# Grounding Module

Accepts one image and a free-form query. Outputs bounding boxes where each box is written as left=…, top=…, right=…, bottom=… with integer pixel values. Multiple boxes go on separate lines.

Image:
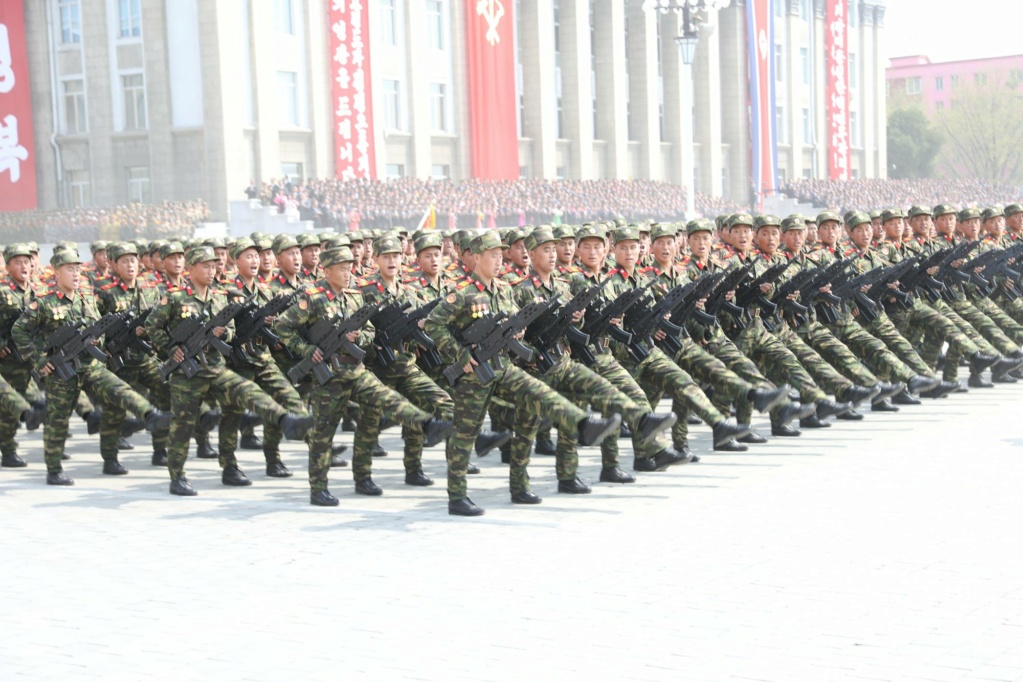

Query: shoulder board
left=456, top=280, right=473, bottom=289
left=39, top=290, right=57, bottom=297
left=344, top=288, right=362, bottom=295
left=843, top=248, right=858, bottom=257
left=511, top=277, right=528, bottom=286
left=99, top=282, right=117, bottom=291
left=304, top=287, right=321, bottom=296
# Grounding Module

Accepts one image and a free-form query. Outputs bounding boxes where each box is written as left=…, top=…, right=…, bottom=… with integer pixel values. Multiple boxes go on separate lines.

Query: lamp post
left=645, top=0, right=731, bottom=219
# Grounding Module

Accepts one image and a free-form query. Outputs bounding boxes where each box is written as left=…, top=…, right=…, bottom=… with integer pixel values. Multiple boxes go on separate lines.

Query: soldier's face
left=508, top=240, right=529, bottom=268
left=94, top=251, right=109, bottom=270
left=55, top=263, right=81, bottom=292
left=639, top=233, right=651, bottom=256
left=259, top=249, right=276, bottom=274
left=442, top=237, right=455, bottom=257
left=7, top=256, right=30, bottom=284
left=214, top=248, right=228, bottom=273
left=688, top=232, right=712, bottom=259
left=613, top=240, right=640, bottom=269
left=375, top=251, right=402, bottom=280
left=164, top=253, right=185, bottom=276
left=817, top=221, right=841, bottom=247
left=151, top=253, right=164, bottom=273
left=959, top=219, right=980, bottom=240
left=849, top=224, right=872, bottom=250
left=782, top=229, right=806, bottom=253
left=116, top=255, right=139, bottom=282
left=884, top=218, right=903, bottom=240
left=872, top=220, right=884, bottom=241
left=302, top=245, right=320, bottom=269
left=191, top=261, right=217, bottom=287
left=910, top=216, right=932, bottom=237
left=141, top=253, right=152, bottom=270
left=984, top=217, right=1005, bottom=238
left=350, top=242, right=364, bottom=261
left=556, top=238, right=575, bottom=264
left=529, top=243, right=557, bottom=275
left=325, top=262, right=354, bottom=290
left=754, top=226, right=780, bottom=255
left=1008, top=213, right=1023, bottom=232
left=935, top=214, right=956, bottom=235
left=461, top=249, right=476, bottom=272
left=651, top=236, right=675, bottom=265
left=417, top=247, right=442, bottom=277
left=805, top=224, right=818, bottom=243
left=730, top=225, right=753, bottom=252
left=576, top=238, right=605, bottom=270
left=475, top=248, right=503, bottom=280
left=236, top=248, right=260, bottom=279
left=278, top=247, right=302, bottom=276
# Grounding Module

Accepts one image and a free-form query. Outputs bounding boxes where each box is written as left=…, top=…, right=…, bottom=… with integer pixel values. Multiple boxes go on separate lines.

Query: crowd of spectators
left=781, top=179, right=1023, bottom=214
left=0, top=200, right=210, bottom=244
left=247, top=177, right=747, bottom=230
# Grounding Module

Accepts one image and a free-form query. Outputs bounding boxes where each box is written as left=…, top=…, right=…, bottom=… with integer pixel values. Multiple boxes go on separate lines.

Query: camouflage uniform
left=0, top=251, right=41, bottom=459
left=275, top=252, right=434, bottom=495
left=146, top=249, right=292, bottom=484
left=13, top=260, right=156, bottom=475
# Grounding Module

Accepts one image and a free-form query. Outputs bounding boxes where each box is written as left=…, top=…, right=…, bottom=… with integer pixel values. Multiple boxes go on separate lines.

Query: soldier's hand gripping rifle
left=442, top=299, right=554, bottom=387
left=566, top=285, right=648, bottom=366
left=43, top=314, right=121, bottom=381
left=286, top=301, right=382, bottom=385
left=523, top=278, right=610, bottom=374
left=104, top=308, right=154, bottom=372
left=372, top=298, right=442, bottom=369
left=229, top=292, right=298, bottom=366
left=157, top=302, right=245, bottom=380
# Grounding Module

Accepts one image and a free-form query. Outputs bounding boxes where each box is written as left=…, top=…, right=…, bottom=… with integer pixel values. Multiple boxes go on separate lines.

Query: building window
left=774, top=44, right=784, bottom=82
left=431, top=164, right=450, bottom=179
left=385, top=164, right=405, bottom=178
left=775, top=105, right=786, bottom=144
left=281, top=162, right=302, bottom=181
left=274, top=0, right=294, bottom=35
left=975, top=72, right=987, bottom=86
left=69, top=171, right=91, bottom=207
left=800, top=47, right=810, bottom=84
left=429, top=82, right=447, bottom=132
left=774, top=0, right=784, bottom=18
left=127, top=166, right=150, bottom=203
left=849, top=53, right=858, bottom=89
left=850, top=111, right=859, bottom=147
left=119, top=0, right=142, bottom=38
left=122, top=73, right=147, bottom=129
left=58, top=0, right=81, bottom=45
left=427, top=0, right=444, bottom=50
left=277, top=71, right=298, bottom=126
left=950, top=74, right=959, bottom=88
left=802, top=108, right=811, bottom=144
left=379, top=0, right=396, bottom=45
left=906, top=77, right=922, bottom=96
left=383, top=79, right=401, bottom=130
left=800, top=0, right=810, bottom=20
left=802, top=168, right=812, bottom=179
left=849, top=0, right=858, bottom=28
left=935, top=76, right=944, bottom=91
left=63, top=79, right=87, bottom=134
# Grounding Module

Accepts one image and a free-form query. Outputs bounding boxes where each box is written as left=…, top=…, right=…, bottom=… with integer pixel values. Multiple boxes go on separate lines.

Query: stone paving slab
left=2, top=385, right=1023, bottom=681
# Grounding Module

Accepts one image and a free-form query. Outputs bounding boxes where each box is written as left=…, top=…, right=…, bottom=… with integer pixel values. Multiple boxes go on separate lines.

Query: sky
left=884, top=0, right=1020, bottom=64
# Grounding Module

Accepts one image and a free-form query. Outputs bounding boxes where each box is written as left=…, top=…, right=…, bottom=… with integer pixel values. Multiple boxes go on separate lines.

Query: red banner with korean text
left=747, top=0, right=776, bottom=198
left=825, top=0, right=849, bottom=180
left=464, top=0, right=518, bottom=180
left=329, top=0, right=377, bottom=180
left=0, top=1, right=37, bottom=211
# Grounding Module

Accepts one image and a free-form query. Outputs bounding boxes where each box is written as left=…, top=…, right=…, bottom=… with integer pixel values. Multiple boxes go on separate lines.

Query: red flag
left=0, top=2, right=37, bottom=211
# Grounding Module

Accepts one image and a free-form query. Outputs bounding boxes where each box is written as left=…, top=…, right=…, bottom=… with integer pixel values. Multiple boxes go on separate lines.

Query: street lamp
left=645, top=0, right=731, bottom=218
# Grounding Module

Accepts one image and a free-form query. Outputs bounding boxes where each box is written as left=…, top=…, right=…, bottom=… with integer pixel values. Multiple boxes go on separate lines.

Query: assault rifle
left=700, top=264, right=752, bottom=320
left=286, top=301, right=381, bottom=385
left=104, top=309, right=154, bottom=372
left=371, top=298, right=442, bottom=369
left=43, top=314, right=121, bottom=381
left=958, top=240, right=1023, bottom=297
left=229, top=292, right=298, bottom=366
left=771, top=259, right=851, bottom=326
left=729, top=260, right=793, bottom=330
left=442, top=299, right=553, bottom=387
left=568, top=285, right=650, bottom=367
left=829, top=265, right=903, bottom=324
left=865, top=256, right=919, bottom=311
left=0, top=309, right=24, bottom=362
left=524, top=278, right=610, bottom=374
left=157, top=302, right=245, bottom=380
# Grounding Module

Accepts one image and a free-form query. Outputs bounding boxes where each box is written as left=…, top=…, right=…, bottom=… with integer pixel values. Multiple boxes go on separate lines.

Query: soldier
left=95, top=242, right=173, bottom=467
left=425, top=231, right=623, bottom=516
left=220, top=238, right=309, bottom=481
left=83, top=241, right=111, bottom=288
left=275, top=246, right=453, bottom=507
left=146, top=246, right=314, bottom=496
left=298, top=234, right=322, bottom=282
left=13, top=248, right=171, bottom=485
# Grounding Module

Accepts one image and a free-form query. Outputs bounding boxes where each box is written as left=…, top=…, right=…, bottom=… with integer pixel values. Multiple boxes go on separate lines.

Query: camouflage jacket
left=145, top=285, right=236, bottom=373
left=225, top=275, right=276, bottom=366
left=13, top=288, right=104, bottom=374
left=359, top=273, right=425, bottom=372
left=275, top=280, right=375, bottom=368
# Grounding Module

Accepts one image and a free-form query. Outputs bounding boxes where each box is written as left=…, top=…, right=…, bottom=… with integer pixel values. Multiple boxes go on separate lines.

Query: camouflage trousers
left=220, top=360, right=306, bottom=468
left=354, top=364, right=453, bottom=480
left=101, top=355, right=170, bottom=460
left=858, top=309, right=934, bottom=377
left=773, top=324, right=855, bottom=400
left=996, top=295, right=1023, bottom=326
left=794, top=320, right=879, bottom=390
left=700, top=327, right=772, bottom=424
left=0, top=359, right=34, bottom=455
left=729, top=319, right=826, bottom=405
left=167, top=366, right=288, bottom=479
left=44, top=360, right=153, bottom=473
left=918, top=299, right=997, bottom=380
left=665, top=337, right=753, bottom=448
left=446, top=363, right=588, bottom=499
left=518, top=357, right=650, bottom=481
left=889, top=299, right=981, bottom=371
left=624, top=347, right=725, bottom=446
left=824, top=312, right=917, bottom=383
left=964, top=296, right=1023, bottom=350
left=306, top=365, right=430, bottom=493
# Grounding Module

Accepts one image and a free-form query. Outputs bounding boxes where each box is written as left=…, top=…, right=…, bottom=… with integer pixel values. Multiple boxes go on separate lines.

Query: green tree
left=935, top=76, right=1023, bottom=184
left=887, top=108, right=943, bottom=179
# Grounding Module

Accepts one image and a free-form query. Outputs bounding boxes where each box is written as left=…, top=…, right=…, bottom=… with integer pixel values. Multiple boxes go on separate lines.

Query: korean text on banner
left=747, top=0, right=777, bottom=198
left=0, top=3, right=37, bottom=211
left=329, top=0, right=377, bottom=180
left=825, top=0, right=849, bottom=180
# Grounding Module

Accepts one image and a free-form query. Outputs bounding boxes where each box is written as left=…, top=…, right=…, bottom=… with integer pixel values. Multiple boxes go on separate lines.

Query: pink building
left=886, top=54, right=1023, bottom=113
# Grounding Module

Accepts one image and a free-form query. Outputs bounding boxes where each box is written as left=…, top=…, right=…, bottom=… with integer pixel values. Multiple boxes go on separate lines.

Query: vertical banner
left=747, top=0, right=777, bottom=198
left=329, top=0, right=377, bottom=180
left=464, top=0, right=518, bottom=180
left=825, top=0, right=849, bottom=180
left=0, top=2, right=37, bottom=211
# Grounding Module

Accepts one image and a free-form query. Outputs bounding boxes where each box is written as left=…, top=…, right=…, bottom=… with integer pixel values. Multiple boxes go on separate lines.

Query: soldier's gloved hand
left=172, top=347, right=185, bottom=363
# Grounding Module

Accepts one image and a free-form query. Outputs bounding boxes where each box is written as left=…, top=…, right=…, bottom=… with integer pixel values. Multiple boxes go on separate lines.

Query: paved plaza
left=2, top=385, right=1023, bottom=681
